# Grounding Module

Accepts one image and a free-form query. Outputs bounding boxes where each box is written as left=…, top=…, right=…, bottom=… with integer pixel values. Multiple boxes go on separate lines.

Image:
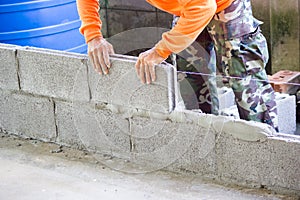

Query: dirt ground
left=0, top=132, right=299, bottom=200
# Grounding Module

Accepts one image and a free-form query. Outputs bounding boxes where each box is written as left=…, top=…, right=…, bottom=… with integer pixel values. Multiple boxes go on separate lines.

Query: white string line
left=177, top=70, right=300, bottom=87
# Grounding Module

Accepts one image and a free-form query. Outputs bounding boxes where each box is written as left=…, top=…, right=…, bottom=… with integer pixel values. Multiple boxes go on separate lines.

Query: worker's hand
left=135, top=48, right=165, bottom=84
left=88, top=37, right=115, bottom=75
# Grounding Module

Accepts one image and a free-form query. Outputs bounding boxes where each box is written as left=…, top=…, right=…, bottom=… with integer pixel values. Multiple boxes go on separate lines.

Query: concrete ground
left=0, top=133, right=298, bottom=200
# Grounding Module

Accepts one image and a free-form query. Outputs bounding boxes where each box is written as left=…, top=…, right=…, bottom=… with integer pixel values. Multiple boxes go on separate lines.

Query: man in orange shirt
left=76, top=0, right=278, bottom=131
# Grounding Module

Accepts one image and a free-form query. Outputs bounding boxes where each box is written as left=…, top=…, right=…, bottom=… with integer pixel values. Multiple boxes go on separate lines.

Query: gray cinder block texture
left=127, top=110, right=275, bottom=174
left=267, top=136, right=300, bottom=191
left=275, top=93, right=296, bottom=134
left=164, top=123, right=217, bottom=176
left=89, top=55, right=176, bottom=113
left=0, top=89, right=56, bottom=141
left=17, top=47, right=89, bottom=102
left=0, top=43, right=19, bottom=90
left=55, top=101, right=131, bottom=154
left=54, top=101, right=84, bottom=149
left=129, top=116, right=216, bottom=173
left=216, top=133, right=300, bottom=193
left=216, top=134, right=274, bottom=187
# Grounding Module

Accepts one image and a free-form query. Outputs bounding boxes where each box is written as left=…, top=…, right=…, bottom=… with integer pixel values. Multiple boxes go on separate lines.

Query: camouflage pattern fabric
left=175, top=28, right=219, bottom=114
left=174, top=0, right=279, bottom=130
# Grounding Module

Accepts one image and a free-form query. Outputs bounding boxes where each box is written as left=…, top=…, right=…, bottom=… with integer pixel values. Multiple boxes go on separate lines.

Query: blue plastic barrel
left=0, top=0, right=87, bottom=54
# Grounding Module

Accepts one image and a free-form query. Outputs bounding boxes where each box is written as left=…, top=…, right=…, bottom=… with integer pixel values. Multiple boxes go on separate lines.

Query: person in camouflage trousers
left=174, top=0, right=279, bottom=131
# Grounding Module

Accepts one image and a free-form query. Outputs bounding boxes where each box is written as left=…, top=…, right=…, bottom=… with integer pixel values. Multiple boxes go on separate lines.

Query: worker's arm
left=136, top=0, right=217, bottom=84
left=154, top=0, right=217, bottom=58
left=76, top=0, right=114, bottom=75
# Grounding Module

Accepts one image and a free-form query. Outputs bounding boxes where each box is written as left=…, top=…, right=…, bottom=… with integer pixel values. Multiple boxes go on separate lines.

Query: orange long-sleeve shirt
left=76, top=0, right=233, bottom=58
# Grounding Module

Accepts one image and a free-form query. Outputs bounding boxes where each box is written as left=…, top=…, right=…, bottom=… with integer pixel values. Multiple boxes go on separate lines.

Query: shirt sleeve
left=154, top=0, right=217, bottom=59
left=76, top=0, right=102, bottom=43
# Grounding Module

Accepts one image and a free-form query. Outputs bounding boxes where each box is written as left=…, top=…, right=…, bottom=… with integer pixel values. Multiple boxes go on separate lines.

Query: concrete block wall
left=0, top=43, right=300, bottom=196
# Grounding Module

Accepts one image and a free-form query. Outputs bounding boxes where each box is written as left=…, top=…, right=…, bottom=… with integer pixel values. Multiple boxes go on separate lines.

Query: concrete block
left=0, top=43, right=19, bottom=90
left=17, top=47, right=89, bottom=102
left=54, top=101, right=85, bottom=149
left=129, top=111, right=217, bottom=174
left=275, top=93, right=296, bottom=134
left=217, top=87, right=235, bottom=110
left=107, top=0, right=156, bottom=11
left=215, top=133, right=274, bottom=188
left=56, top=101, right=131, bottom=156
left=166, top=126, right=217, bottom=177
left=89, top=55, right=176, bottom=113
left=267, top=136, right=300, bottom=192
left=0, top=89, right=56, bottom=141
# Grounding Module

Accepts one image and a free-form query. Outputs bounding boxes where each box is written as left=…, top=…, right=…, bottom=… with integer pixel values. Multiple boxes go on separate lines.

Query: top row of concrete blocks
left=88, top=54, right=176, bottom=113
left=17, top=47, right=90, bottom=102
left=0, top=44, right=19, bottom=91
left=0, top=44, right=176, bottom=113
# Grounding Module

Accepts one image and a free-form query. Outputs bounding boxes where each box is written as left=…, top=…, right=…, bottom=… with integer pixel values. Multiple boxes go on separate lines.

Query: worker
left=76, top=0, right=279, bottom=131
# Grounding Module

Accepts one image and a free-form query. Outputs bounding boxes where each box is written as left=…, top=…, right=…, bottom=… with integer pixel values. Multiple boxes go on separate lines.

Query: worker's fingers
left=98, top=50, right=108, bottom=75
left=149, top=62, right=156, bottom=82
left=136, top=48, right=164, bottom=84
left=88, top=37, right=115, bottom=75
left=135, top=59, right=141, bottom=77
left=102, top=49, right=110, bottom=73
left=90, top=49, right=103, bottom=75
left=88, top=51, right=97, bottom=72
left=145, top=63, right=151, bottom=84
left=139, top=60, right=146, bottom=84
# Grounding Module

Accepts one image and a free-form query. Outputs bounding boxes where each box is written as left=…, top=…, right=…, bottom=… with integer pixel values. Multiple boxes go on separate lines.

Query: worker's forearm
left=155, top=0, right=217, bottom=58
left=76, top=0, right=102, bottom=43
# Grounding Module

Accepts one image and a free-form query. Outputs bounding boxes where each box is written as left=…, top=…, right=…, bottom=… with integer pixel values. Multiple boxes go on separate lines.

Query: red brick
left=269, top=70, right=300, bottom=94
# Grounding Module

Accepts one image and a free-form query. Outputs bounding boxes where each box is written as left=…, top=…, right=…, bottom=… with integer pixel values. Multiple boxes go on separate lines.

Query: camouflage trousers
left=174, top=0, right=279, bottom=130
